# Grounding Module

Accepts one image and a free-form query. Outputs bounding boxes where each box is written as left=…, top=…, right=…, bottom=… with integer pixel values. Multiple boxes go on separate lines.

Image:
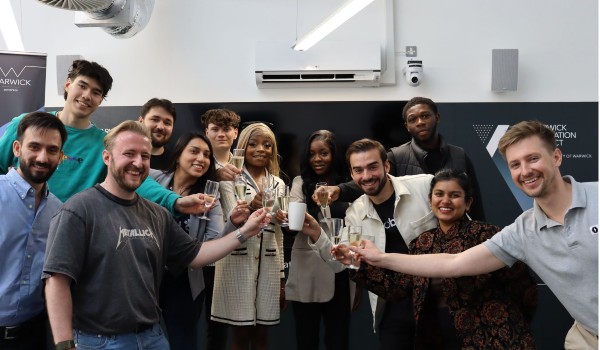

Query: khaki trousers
left=565, top=321, right=598, bottom=350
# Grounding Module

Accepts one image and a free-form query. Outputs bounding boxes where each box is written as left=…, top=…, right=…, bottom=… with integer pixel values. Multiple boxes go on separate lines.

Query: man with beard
left=138, top=98, right=176, bottom=170
left=309, top=138, right=437, bottom=350
left=350, top=121, right=598, bottom=349
left=43, top=121, right=270, bottom=350
left=0, top=112, right=67, bottom=349
left=333, top=97, right=485, bottom=220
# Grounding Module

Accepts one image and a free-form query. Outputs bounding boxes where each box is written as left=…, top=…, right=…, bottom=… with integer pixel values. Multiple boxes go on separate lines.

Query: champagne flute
left=315, top=182, right=329, bottom=222
left=260, top=187, right=276, bottom=228
left=277, top=186, right=290, bottom=227
left=199, top=180, right=219, bottom=220
left=347, top=225, right=362, bottom=269
left=261, top=174, right=273, bottom=194
left=320, top=218, right=343, bottom=261
left=234, top=175, right=247, bottom=202
left=230, top=148, right=245, bottom=169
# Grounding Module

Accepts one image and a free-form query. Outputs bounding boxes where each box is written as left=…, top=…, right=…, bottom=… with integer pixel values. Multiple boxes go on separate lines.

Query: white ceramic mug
left=288, top=202, right=307, bottom=231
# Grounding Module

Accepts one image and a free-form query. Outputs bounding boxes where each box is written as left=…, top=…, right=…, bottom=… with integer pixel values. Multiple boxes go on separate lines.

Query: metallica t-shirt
left=43, top=185, right=200, bottom=334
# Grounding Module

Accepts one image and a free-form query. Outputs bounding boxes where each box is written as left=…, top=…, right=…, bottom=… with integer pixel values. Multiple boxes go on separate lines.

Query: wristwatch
left=235, top=228, right=247, bottom=244
left=55, top=340, right=75, bottom=350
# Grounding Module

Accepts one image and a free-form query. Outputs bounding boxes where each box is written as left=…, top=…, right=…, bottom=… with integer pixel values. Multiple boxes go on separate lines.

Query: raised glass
left=277, top=186, right=290, bottom=227
left=199, top=180, right=219, bottom=220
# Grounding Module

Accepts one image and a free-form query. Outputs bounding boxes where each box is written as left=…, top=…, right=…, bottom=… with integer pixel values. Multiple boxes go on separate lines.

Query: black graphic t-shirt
left=42, top=185, right=200, bottom=334
left=373, top=193, right=409, bottom=254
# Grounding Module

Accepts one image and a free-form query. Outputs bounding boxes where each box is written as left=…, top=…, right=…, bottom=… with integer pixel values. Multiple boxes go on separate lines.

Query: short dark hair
left=402, top=97, right=438, bottom=122
left=429, top=168, right=473, bottom=202
left=201, top=109, right=241, bottom=129
left=64, top=59, right=113, bottom=100
left=140, top=98, right=176, bottom=121
left=498, top=120, right=556, bottom=159
left=17, top=112, right=67, bottom=148
left=345, top=138, right=387, bottom=168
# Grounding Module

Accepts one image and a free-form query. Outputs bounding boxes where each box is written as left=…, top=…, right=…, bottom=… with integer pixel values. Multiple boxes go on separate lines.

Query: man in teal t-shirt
left=0, top=59, right=200, bottom=215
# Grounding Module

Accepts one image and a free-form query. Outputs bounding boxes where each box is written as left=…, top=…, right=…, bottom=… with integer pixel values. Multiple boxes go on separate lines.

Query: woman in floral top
left=352, top=169, right=538, bottom=349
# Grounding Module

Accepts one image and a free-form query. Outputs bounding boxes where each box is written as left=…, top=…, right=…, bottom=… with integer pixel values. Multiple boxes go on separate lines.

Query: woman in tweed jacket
left=212, top=123, right=285, bottom=350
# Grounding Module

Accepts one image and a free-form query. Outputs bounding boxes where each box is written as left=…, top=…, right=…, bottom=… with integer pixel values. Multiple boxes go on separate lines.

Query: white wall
left=2, top=0, right=598, bottom=106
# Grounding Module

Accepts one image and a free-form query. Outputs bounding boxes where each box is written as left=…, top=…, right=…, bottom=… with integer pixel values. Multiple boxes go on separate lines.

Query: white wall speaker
left=56, top=55, right=83, bottom=95
left=491, top=49, right=518, bottom=92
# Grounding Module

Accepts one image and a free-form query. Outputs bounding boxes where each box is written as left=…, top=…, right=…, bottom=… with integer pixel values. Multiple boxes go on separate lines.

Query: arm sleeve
left=337, top=180, right=363, bottom=202
left=136, top=176, right=180, bottom=215
left=483, top=221, right=524, bottom=267
left=219, top=180, right=237, bottom=219
left=306, top=229, right=345, bottom=273
left=43, top=208, right=88, bottom=283
left=351, top=264, right=411, bottom=301
left=290, top=176, right=305, bottom=203
left=0, top=115, right=22, bottom=173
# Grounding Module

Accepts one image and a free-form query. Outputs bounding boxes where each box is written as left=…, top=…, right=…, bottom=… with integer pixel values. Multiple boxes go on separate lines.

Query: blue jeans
left=74, top=324, right=169, bottom=349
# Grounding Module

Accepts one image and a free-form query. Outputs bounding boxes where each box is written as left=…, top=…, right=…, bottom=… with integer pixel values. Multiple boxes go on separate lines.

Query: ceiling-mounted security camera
left=403, top=59, right=423, bottom=87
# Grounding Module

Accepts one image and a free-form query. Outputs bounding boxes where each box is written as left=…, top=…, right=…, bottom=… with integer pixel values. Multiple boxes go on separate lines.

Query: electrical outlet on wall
left=406, top=46, right=417, bottom=57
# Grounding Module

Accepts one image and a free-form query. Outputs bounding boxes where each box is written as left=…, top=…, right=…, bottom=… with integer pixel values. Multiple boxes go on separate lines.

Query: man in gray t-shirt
left=43, top=121, right=269, bottom=350
left=349, top=121, right=598, bottom=349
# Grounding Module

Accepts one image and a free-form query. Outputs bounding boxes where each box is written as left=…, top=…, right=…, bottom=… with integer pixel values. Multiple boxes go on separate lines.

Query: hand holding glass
left=199, top=180, right=219, bottom=220
left=315, top=182, right=329, bottom=221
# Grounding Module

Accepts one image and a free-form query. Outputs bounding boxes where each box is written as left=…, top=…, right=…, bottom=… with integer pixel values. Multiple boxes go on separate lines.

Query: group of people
left=0, top=57, right=596, bottom=350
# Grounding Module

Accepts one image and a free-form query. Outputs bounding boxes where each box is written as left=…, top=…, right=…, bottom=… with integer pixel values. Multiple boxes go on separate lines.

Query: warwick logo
left=0, top=66, right=43, bottom=86
left=116, top=226, right=160, bottom=250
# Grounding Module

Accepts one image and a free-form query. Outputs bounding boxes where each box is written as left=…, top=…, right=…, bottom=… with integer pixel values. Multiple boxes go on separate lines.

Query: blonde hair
left=104, top=120, right=151, bottom=152
left=236, top=123, right=280, bottom=176
left=498, top=120, right=556, bottom=159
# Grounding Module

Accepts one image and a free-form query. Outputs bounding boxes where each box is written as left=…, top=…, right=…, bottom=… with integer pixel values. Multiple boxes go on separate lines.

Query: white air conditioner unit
left=255, top=41, right=381, bottom=88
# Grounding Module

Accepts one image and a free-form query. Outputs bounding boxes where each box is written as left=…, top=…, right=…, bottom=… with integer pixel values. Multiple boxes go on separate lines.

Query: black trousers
left=378, top=299, right=416, bottom=350
left=291, top=271, right=351, bottom=350
left=160, top=270, right=204, bottom=350
left=0, top=312, right=47, bottom=350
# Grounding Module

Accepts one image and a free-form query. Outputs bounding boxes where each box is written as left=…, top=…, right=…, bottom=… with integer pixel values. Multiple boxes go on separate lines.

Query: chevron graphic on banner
left=0, top=66, right=46, bottom=78
left=473, top=124, right=533, bottom=211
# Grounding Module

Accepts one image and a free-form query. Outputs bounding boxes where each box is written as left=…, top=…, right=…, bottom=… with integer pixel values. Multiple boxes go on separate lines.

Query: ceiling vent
left=36, top=0, right=154, bottom=38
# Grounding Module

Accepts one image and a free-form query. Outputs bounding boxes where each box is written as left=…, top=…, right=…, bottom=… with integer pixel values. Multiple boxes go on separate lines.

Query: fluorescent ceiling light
left=292, top=0, right=375, bottom=51
left=0, top=1, right=25, bottom=51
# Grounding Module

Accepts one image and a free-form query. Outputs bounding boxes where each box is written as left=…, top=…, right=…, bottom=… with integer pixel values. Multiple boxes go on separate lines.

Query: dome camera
left=403, top=59, right=423, bottom=87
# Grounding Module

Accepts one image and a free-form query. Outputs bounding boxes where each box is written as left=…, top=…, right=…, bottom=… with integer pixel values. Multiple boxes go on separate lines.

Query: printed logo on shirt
left=383, top=217, right=397, bottom=229
left=116, top=226, right=159, bottom=249
left=60, top=154, right=84, bottom=164
left=590, top=225, right=598, bottom=235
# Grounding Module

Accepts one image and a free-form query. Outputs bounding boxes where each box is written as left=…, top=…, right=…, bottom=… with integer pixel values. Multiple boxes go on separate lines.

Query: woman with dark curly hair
left=351, top=169, right=538, bottom=349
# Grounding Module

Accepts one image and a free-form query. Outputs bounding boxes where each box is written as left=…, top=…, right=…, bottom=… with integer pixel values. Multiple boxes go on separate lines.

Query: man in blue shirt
left=0, top=112, right=67, bottom=349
